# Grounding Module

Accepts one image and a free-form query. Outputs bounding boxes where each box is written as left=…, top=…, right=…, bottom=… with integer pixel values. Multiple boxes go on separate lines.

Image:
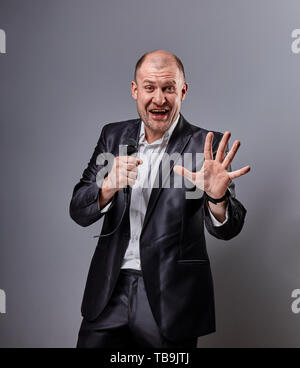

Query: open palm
left=173, top=131, right=250, bottom=200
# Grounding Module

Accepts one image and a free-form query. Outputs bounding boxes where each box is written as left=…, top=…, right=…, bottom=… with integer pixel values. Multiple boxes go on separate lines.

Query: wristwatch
left=205, top=189, right=230, bottom=204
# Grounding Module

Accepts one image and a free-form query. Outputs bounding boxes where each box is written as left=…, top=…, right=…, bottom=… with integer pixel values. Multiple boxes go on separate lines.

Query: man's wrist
left=98, top=177, right=117, bottom=209
left=207, top=199, right=229, bottom=226
left=206, top=197, right=228, bottom=223
left=205, top=189, right=230, bottom=205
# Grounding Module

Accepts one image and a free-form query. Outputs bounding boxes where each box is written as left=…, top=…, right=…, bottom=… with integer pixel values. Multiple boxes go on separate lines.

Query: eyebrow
left=142, top=79, right=177, bottom=85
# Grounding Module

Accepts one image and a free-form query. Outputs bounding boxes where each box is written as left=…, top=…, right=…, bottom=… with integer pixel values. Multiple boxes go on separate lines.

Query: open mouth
left=149, top=109, right=169, bottom=119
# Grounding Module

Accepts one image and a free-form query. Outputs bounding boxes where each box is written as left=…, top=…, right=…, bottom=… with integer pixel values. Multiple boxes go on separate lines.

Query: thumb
left=173, top=165, right=195, bottom=183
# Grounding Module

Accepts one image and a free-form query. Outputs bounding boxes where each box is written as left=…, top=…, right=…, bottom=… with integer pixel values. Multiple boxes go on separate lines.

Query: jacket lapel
left=119, top=119, right=142, bottom=203
left=121, top=118, right=142, bottom=147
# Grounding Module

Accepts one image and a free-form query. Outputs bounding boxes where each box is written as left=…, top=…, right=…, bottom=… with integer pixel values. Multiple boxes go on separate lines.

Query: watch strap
left=205, top=189, right=230, bottom=204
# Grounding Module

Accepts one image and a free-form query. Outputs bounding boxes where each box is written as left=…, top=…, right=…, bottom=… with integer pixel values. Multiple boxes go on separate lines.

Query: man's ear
left=131, top=81, right=138, bottom=100
left=181, top=82, right=188, bottom=101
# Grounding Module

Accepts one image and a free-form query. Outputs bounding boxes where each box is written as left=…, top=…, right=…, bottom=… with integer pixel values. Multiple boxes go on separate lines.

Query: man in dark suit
left=69, top=50, right=250, bottom=348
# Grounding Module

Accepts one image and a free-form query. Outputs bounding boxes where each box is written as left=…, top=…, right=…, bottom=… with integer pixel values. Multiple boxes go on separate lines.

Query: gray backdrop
left=0, top=0, right=299, bottom=348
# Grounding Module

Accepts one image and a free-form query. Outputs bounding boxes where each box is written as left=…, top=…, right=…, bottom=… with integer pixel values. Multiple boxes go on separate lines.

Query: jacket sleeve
left=69, top=125, right=116, bottom=227
left=203, top=135, right=247, bottom=240
left=204, top=179, right=247, bottom=240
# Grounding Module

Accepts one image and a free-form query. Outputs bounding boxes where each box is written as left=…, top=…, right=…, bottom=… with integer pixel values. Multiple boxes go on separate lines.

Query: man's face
left=131, top=55, right=188, bottom=138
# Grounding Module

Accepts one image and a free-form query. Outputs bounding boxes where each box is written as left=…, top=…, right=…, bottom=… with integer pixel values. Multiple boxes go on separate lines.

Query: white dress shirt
left=99, top=115, right=228, bottom=270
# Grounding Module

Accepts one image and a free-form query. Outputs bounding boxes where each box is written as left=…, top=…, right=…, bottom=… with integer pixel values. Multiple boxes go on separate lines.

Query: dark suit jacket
left=69, top=114, right=247, bottom=342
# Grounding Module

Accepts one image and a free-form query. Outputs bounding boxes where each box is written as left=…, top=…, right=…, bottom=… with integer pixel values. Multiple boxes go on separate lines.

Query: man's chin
left=149, top=120, right=171, bottom=133
left=139, top=112, right=174, bottom=134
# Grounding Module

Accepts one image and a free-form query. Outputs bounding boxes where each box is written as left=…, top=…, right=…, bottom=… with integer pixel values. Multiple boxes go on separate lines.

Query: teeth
left=151, top=110, right=167, bottom=113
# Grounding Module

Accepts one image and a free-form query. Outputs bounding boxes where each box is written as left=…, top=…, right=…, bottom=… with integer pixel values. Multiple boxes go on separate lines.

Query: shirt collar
left=139, top=113, right=180, bottom=146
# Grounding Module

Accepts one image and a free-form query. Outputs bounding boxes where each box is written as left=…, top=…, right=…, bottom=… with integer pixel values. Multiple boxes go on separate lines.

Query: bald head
left=131, top=49, right=188, bottom=143
left=134, top=50, right=185, bottom=82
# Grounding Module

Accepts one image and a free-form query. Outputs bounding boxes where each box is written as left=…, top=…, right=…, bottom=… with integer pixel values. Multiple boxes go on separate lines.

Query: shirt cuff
left=207, top=202, right=229, bottom=227
left=97, top=194, right=113, bottom=213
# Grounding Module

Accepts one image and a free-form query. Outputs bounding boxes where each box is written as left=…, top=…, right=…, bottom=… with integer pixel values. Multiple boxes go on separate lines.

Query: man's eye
left=145, top=86, right=153, bottom=91
left=166, top=86, right=175, bottom=92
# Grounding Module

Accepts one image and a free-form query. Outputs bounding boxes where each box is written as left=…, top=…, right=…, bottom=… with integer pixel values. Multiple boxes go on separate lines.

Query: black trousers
left=77, top=268, right=198, bottom=348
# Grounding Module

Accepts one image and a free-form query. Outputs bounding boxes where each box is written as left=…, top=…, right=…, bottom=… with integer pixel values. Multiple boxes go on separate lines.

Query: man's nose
left=152, top=89, right=166, bottom=105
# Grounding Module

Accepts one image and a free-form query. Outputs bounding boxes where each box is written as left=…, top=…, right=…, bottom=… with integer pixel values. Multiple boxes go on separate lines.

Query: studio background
left=0, top=0, right=299, bottom=347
